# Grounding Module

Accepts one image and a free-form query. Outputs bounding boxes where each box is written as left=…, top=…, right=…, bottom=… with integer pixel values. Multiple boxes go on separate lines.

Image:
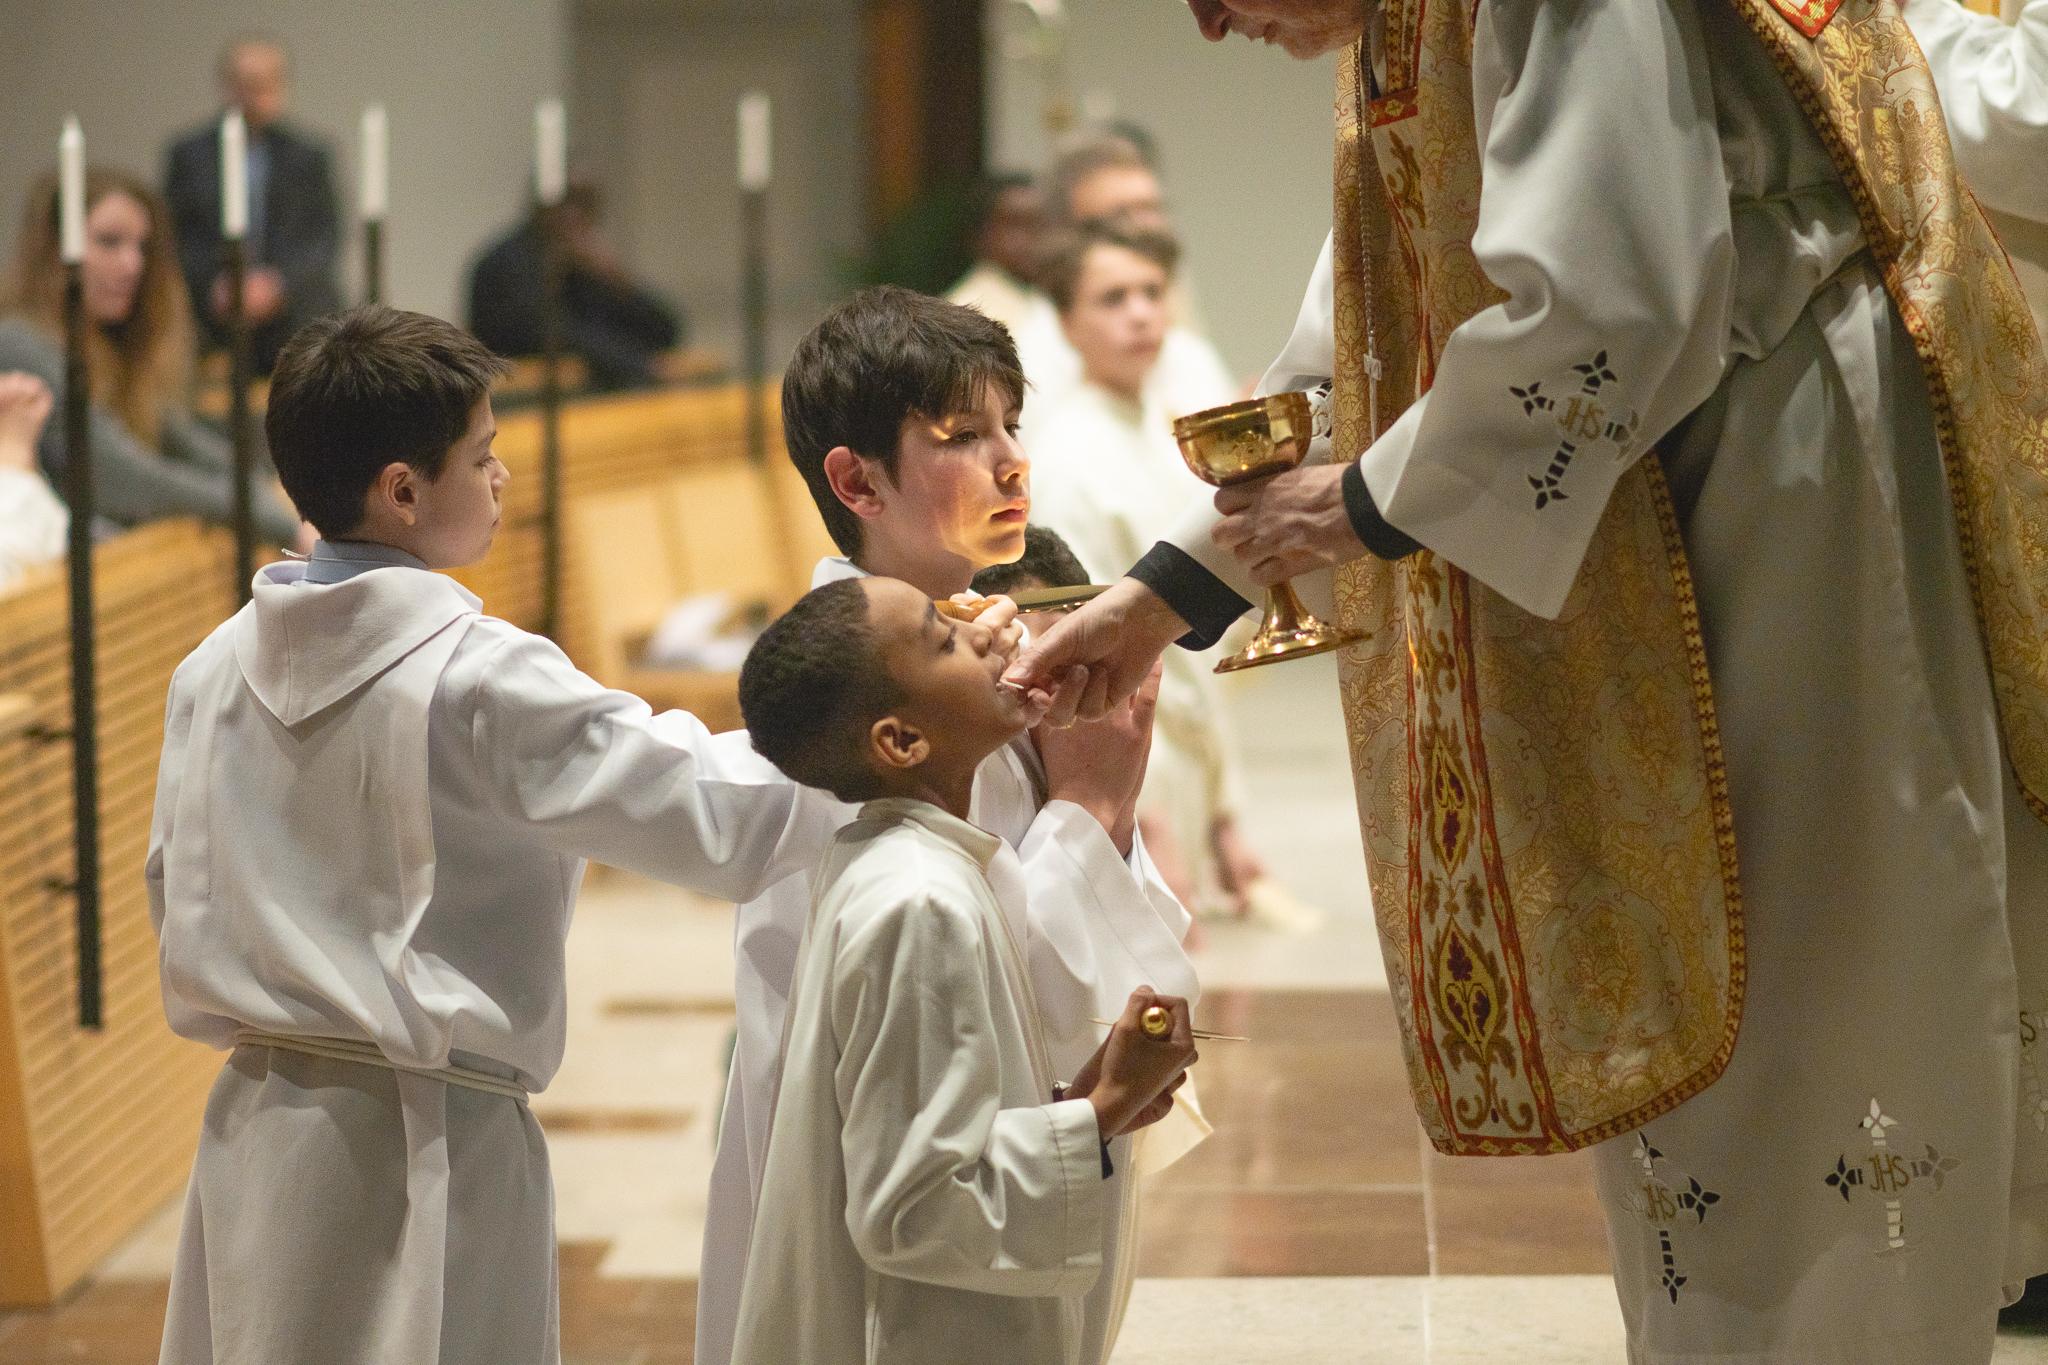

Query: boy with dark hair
left=148, top=305, right=845, bottom=1365
left=697, top=286, right=1198, bottom=1365
left=971, top=522, right=1091, bottom=601
left=731, top=575, right=1195, bottom=1365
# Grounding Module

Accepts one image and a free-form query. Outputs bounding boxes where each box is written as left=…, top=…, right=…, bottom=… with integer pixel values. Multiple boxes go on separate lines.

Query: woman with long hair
left=0, top=166, right=299, bottom=543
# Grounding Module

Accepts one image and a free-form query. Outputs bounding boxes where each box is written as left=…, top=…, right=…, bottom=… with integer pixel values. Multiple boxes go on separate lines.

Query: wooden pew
left=0, top=522, right=238, bottom=1306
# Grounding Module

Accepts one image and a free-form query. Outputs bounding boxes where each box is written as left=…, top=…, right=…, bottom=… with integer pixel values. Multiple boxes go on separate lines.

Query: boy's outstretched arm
left=460, top=622, right=845, bottom=903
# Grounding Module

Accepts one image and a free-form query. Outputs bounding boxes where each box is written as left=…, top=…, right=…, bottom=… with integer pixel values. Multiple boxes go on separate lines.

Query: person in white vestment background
left=1906, top=0, right=2048, bottom=335
left=1007, top=1, right=2048, bottom=1361
left=694, top=286, right=1201, bottom=1365
left=1013, top=131, right=1237, bottom=427
left=1025, top=220, right=1302, bottom=926
left=147, top=307, right=862, bottom=1365
left=0, top=370, right=64, bottom=589
left=730, top=574, right=1196, bottom=1365
left=947, top=172, right=1056, bottom=339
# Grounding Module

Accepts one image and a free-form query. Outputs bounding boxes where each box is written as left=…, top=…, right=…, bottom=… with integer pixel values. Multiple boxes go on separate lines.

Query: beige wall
left=987, top=3, right=1341, bottom=384
left=0, top=0, right=568, bottom=324
left=570, top=0, right=867, bottom=371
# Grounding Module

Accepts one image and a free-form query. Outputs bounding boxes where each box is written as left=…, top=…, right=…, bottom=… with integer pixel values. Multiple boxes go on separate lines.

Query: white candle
left=738, top=92, right=772, bottom=193
left=59, top=116, right=85, bottom=266
left=221, top=110, right=248, bottom=240
left=535, top=99, right=566, bottom=206
left=360, top=105, right=388, bottom=221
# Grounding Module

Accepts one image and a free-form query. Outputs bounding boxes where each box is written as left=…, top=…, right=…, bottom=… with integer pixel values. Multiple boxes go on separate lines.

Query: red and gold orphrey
left=1329, top=0, right=2048, bottom=1157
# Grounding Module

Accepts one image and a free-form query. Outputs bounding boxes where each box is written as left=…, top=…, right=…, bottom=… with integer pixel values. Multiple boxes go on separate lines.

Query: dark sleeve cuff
left=1101, top=1140, right=1115, bottom=1180
left=1342, top=460, right=1422, bottom=561
left=1128, top=542, right=1254, bottom=652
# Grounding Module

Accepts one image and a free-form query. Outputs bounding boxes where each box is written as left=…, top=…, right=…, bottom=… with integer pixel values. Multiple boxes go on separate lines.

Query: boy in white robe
left=147, top=307, right=852, bottom=1365
left=1024, top=222, right=1284, bottom=923
left=730, top=574, right=1197, bottom=1365
left=696, top=286, right=1200, bottom=1365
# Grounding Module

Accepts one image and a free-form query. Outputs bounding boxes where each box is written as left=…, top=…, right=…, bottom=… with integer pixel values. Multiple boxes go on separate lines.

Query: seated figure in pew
left=730, top=574, right=1197, bottom=1365
left=1024, top=222, right=1308, bottom=930
left=147, top=305, right=855, bottom=1365
left=1, top=167, right=303, bottom=548
left=466, top=175, right=689, bottom=392
left=0, top=370, right=64, bottom=589
left=693, top=286, right=1202, bottom=1365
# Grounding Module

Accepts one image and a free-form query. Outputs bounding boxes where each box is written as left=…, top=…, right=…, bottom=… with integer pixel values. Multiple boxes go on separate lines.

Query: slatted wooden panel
left=0, top=521, right=237, bottom=1305
left=453, top=384, right=803, bottom=653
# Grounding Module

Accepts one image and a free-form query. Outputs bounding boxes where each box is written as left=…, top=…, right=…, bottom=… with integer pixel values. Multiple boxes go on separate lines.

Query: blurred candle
left=221, top=110, right=248, bottom=240
left=738, top=92, right=771, bottom=192
left=360, top=105, right=388, bottom=221
left=535, top=99, right=566, bottom=206
left=59, top=117, right=84, bottom=265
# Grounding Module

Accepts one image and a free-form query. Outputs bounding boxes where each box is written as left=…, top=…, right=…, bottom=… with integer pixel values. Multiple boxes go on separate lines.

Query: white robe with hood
left=148, top=540, right=842, bottom=1365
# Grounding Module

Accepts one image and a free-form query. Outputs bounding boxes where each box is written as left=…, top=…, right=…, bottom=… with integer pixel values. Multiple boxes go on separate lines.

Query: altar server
left=731, top=574, right=1196, bottom=1365
left=147, top=306, right=845, bottom=1365
left=694, top=287, right=1199, bottom=1365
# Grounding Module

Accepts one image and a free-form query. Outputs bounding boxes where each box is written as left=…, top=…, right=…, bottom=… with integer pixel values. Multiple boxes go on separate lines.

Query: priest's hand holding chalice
left=1003, top=387, right=1376, bottom=722
left=1171, top=391, right=1364, bottom=672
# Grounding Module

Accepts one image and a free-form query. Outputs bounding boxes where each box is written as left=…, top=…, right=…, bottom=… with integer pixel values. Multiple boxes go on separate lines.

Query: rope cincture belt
left=232, top=1028, right=531, bottom=1103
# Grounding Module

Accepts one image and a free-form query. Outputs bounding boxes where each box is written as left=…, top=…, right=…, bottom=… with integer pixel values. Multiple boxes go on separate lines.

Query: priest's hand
left=1212, top=462, right=1366, bottom=587
left=1071, top=988, right=1197, bottom=1138
left=1034, top=660, right=1162, bottom=858
left=1003, top=578, right=1189, bottom=724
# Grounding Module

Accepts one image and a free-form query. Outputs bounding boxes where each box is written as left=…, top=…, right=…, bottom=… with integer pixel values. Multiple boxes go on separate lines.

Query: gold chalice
left=1172, top=391, right=1365, bottom=673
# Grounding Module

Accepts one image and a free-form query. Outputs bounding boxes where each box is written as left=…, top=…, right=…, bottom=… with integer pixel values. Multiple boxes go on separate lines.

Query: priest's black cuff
left=1129, top=542, right=1253, bottom=652
left=1342, top=460, right=1422, bottom=560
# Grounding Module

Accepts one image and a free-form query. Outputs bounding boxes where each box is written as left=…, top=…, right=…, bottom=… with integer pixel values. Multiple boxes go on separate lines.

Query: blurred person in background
left=164, top=35, right=341, bottom=376
left=1016, top=130, right=1234, bottom=427
left=947, top=172, right=1055, bottom=338
left=1025, top=219, right=1308, bottom=928
left=0, top=371, right=65, bottom=589
left=1, top=168, right=302, bottom=547
left=467, top=176, right=688, bottom=392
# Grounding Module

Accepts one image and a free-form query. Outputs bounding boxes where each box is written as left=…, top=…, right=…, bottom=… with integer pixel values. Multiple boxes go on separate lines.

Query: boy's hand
left=1033, top=661, right=1161, bottom=858
left=0, top=372, right=54, bottom=469
left=1071, top=987, right=1197, bottom=1138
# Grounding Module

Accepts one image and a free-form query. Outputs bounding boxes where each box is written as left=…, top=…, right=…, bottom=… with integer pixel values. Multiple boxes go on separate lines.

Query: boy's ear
left=823, top=446, right=888, bottom=525
left=370, top=461, right=420, bottom=527
left=868, top=715, right=928, bottom=771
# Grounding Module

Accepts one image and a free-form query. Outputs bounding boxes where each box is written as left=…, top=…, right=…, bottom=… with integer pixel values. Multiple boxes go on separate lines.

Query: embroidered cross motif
left=1628, top=1134, right=1721, bottom=1304
left=2023, top=1009, right=2048, bottom=1133
left=1510, top=351, right=1641, bottom=510
left=1822, top=1099, right=1959, bottom=1257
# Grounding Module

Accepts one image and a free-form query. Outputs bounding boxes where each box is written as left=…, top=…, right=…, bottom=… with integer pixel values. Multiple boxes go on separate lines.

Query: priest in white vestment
left=1009, top=2, right=2048, bottom=1360
left=1906, top=0, right=2048, bottom=334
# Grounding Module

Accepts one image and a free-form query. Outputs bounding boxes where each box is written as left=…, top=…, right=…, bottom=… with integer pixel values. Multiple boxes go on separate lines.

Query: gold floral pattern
left=1729, top=0, right=2048, bottom=827
left=1327, top=11, right=1744, bottom=1158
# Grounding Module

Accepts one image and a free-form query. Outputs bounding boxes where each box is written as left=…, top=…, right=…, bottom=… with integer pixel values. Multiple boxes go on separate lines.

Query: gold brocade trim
left=1727, top=0, right=2048, bottom=826
left=1327, top=11, right=1745, bottom=1158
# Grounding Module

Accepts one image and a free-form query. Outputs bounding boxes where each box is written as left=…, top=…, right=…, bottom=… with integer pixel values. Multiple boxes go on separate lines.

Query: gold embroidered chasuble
left=1331, top=0, right=2048, bottom=1157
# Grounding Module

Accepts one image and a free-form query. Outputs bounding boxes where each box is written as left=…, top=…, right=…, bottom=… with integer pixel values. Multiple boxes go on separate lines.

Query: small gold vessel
left=1172, top=392, right=1365, bottom=673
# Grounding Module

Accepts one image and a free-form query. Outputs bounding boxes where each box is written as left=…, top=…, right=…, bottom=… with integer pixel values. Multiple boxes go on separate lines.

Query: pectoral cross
left=1364, top=331, right=1384, bottom=441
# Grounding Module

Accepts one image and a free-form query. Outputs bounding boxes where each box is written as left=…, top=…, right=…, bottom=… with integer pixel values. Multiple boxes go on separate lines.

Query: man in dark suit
left=164, top=36, right=341, bottom=375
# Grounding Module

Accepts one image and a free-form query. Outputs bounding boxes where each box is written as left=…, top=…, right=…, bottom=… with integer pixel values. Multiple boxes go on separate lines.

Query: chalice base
left=1215, top=581, right=1365, bottom=674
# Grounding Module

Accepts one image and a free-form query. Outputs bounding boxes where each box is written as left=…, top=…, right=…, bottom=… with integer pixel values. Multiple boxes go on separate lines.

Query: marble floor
left=9, top=656, right=2048, bottom=1362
